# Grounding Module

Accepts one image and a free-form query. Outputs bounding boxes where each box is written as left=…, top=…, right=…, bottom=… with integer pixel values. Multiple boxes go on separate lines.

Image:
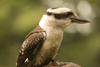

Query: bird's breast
left=41, top=28, right=63, bottom=60
left=34, top=28, right=63, bottom=66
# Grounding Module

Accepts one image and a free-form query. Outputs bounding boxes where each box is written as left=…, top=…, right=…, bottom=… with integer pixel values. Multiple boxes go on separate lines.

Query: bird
left=16, top=7, right=90, bottom=67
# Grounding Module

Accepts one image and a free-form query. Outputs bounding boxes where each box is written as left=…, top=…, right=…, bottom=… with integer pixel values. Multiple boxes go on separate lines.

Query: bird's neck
left=39, top=15, right=64, bottom=37
left=39, top=15, right=64, bottom=31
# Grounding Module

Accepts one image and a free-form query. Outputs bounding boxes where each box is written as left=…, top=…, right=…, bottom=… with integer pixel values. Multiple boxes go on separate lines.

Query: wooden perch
left=43, top=62, right=81, bottom=67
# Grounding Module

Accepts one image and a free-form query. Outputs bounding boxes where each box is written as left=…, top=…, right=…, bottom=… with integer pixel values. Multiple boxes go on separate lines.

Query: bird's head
left=39, top=7, right=90, bottom=30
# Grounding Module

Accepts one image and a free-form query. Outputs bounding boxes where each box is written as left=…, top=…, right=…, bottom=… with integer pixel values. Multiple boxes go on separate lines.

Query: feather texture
left=16, top=26, right=46, bottom=67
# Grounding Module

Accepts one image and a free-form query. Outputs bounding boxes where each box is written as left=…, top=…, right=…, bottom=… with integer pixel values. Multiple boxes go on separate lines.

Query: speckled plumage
left=16, top=26, right=46, bottom=67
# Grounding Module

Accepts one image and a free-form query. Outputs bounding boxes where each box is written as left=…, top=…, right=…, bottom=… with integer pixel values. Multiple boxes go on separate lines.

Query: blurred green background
left=0, top=0, right=100, bottom=67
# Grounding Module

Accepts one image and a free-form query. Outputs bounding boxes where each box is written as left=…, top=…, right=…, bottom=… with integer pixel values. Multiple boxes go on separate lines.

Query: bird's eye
left=64, top=12, right=73, bottom=17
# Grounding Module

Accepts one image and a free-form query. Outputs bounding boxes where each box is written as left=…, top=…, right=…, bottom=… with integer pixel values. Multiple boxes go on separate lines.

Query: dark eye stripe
left=65, top=12, right=73, bottom=17
left=45, top=12, right=74, bottom=19
left=54, top=14, right=62, bottom=19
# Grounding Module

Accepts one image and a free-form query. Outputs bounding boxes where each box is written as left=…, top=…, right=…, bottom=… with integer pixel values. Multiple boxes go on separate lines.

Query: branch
left=43, top=62, right=81, bottom=67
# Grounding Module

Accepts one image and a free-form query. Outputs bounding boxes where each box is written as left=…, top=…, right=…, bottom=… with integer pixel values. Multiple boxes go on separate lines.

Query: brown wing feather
left=16, top=26, right=46, bottom=67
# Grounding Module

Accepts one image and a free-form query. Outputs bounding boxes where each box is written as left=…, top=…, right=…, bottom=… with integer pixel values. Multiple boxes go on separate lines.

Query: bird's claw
left=51, top=59, right=63, bottom=67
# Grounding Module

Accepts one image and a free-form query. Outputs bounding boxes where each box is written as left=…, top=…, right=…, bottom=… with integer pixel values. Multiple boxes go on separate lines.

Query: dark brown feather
left=16, top=26, right=46, bottom=67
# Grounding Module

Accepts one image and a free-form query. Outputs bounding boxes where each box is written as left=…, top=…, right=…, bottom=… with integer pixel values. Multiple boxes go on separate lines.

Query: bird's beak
left=70, top=16, right=90, bottom=24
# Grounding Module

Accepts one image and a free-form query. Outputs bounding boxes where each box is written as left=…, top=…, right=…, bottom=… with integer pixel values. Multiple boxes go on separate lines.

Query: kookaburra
left=16, top=7, right=89, bottom=67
